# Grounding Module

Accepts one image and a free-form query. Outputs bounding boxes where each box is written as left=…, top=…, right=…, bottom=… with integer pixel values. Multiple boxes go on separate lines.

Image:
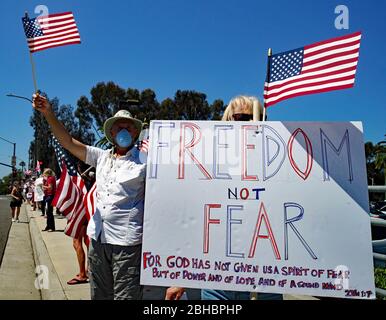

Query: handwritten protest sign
left=141, top=121, right=375, bottom=299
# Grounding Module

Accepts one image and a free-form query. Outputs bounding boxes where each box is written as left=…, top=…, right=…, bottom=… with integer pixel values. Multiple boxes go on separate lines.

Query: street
left=0, top=195, right=11, bottom=267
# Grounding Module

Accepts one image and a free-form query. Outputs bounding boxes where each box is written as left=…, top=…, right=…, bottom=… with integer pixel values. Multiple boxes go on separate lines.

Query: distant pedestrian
left=34, top=175, right=44, bottom=212
left=42, top=168, right=56, bottom=232
left=26, top=180, right=34, bottom=206
left=10, top=181, right=24, bottom=223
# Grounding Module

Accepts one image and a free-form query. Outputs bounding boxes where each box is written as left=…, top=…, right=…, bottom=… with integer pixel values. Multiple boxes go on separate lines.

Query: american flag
left=51, top=137, right=88, bottom=239
left=22, top=12, right=81, bottom=53
left=264, top=32, right=362, bottom=107
left=138, top=128, right=149, bottom=153
left=139, top=139, right=149, bottom=153
left=84, top=181, right=97, bottom=221
left=35, top=160, right=42, bottom=174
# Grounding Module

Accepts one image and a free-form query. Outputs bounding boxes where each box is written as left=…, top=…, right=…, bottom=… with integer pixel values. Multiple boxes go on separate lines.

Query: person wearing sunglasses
left=166, top=95, right=282, bottom=301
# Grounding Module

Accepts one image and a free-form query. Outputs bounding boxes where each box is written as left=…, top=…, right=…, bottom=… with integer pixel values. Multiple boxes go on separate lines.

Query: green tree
left=174, top=90, right=211, bottom=120
left=210, top=99, right=225, bottom=120
left=19, top=161, right=26, bottom=172
left=158, top=98, right=178, bottom=120
left=375, top=135, right=386, bottom=185
left=0, top=175, right=12, bottom=194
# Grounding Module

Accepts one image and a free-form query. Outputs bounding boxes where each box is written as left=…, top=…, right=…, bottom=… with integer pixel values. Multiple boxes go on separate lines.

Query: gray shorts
left=88, top=238, right=143, bottom=300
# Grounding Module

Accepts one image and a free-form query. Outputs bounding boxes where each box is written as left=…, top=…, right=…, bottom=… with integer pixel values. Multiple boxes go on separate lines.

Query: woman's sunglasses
left=232, top=113, right=253, bottom=121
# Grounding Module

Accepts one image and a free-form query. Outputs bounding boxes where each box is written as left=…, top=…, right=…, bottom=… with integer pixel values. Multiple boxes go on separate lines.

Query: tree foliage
left=24, top=82, right=226, bottom=177
left=73, top=82, right=226, bottom=148
left=28, top=93, right=95, bottom=175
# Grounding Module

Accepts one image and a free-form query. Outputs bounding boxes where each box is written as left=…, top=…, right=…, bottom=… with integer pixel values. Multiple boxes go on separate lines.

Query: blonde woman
left=42, top=168, right=56, bottom=232
left=221, top=95, right=265, bottom=122
left=10, top=181, right=24, bottom=222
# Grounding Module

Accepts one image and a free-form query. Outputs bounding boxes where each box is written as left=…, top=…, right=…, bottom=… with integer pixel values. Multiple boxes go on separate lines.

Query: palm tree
left=19, top=161, right=26, bottom=172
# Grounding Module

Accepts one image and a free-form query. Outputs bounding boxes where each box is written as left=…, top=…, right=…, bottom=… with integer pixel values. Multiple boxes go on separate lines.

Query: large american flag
left=51, top=137, right=89, bottom=239
left=22, top=12, right=81, bottom=53
left=264, top=32, right=362, bottom=107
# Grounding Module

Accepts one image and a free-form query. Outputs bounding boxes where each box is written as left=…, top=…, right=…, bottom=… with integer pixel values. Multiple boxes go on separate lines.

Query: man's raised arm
left=32, top=94, right=87, bottom=162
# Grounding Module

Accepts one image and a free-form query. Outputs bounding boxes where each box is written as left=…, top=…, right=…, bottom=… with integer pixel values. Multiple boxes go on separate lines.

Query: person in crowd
left=166, top=95, right=282, bottom=301
left=10, top=181, right=24, bottom=223
left=26, top=180, right=34, bottom=206
left=30, top=177, right=36, bottom=210
left=41, top=168, right=56, bottom=232
left=22, top=180, right=28, bottom=201
left=33, top=93, right=145, bottom=300
left=34, top=174, right=44, bottom=212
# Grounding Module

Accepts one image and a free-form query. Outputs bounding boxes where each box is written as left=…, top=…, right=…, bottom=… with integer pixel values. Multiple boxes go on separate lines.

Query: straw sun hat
left=103, top=110, right=143, bottom=144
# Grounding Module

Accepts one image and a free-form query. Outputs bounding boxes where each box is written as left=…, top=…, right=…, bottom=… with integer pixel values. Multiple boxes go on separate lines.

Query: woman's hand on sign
left=165, top=287, right=185, bottom=300
left=32, top=94, right=52, bottom=115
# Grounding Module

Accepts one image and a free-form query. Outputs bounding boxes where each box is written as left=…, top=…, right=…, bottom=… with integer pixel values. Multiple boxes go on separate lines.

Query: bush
left=374, top=267, right=386, bottom=300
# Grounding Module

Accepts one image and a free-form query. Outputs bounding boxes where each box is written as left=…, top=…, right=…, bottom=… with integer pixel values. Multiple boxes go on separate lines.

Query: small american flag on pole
left=22, top=11, right=81, bottom=53
left=264, top=32, right=362, bottom=107
left=139, top=138, right=149, bottom=153
left=51, top=137, right=88, bottom=239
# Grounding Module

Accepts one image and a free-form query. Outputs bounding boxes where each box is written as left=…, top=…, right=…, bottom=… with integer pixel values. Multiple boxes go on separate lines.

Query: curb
left=26, top=206, right=67, bottom=300
left=0, top=196, right=12, bottom=268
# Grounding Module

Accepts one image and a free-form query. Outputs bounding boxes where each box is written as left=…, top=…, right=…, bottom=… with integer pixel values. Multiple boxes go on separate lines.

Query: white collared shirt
left=85, top=145, right=146, bottom=246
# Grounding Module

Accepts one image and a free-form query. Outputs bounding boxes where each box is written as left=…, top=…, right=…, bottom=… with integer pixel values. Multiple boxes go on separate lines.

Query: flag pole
left=29, top=52, right=38, bottom=93
left=25, top=11, right=39, bottom=93
left=263, top=48, right=272, bottom=122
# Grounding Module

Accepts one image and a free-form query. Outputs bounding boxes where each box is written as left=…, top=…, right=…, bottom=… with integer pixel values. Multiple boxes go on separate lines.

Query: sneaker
left=12, top=218, right=15, bottom=222
left=16, top=219, right=20, bottom=223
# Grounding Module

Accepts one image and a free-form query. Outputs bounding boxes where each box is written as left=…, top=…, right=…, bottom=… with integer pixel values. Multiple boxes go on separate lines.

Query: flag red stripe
left=304, top=31, right=361, bottom=51
left=38, top=12, right=73, bottom=19
left=264, top=65, right=357, bottom=91
left=264, top=74, right=355, bottom=100
left=37, top=16, right=75, bottom=25
left=29, top=36, right=81, bottom=48
left=52, top=167, right=66, bottom=206
left=304, top=39, right=361, bottom=58
left=265, top=84, right=354, bottom=107
left=40, top=21, right=76, bottom=31
left=38, top=25, right=78, bottom=36
left=56, top=178, right=75, bottom=214
left=30, top=41, right=81, bottom=53
left=300, top=57, right=359, bottom=76
left=302, top=48, right=359, bottom=68
left=28, top=30, right=79, bottom=43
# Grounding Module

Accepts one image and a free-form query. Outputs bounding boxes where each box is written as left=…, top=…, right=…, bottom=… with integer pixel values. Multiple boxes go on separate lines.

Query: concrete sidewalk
left=0, top=204, right=40, bottom=300
left=26, top=205, right=91, bottom=300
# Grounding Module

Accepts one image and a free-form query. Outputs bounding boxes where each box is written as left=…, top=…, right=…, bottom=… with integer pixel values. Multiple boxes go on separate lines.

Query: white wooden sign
left=141, top=121, right=375, bottom=299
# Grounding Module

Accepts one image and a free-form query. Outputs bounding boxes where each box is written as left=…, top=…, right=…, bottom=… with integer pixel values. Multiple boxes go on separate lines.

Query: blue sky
left=0, top=0, right=385, bottom=178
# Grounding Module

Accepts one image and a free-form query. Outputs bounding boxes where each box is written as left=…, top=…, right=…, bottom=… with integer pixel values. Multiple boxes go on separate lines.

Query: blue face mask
left=115, top=129, right=132, bottom=148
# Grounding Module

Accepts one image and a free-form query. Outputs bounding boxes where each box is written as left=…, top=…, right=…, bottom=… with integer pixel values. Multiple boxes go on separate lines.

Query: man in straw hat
left=33, top=94, right=145, bottom=300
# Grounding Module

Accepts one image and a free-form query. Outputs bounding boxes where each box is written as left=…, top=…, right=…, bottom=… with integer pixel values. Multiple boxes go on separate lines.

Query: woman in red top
left=42, top=168, right=56, bottom=232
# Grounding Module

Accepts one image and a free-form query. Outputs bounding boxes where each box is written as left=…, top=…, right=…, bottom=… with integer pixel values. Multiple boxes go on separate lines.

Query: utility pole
left=0, top=136, right=17, bottom=186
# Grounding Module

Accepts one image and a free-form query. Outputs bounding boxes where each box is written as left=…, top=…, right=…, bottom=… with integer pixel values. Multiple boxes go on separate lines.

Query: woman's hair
left=222, top=95, right=264, bottom=121
left=42, top=168, right=55, bottom=177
